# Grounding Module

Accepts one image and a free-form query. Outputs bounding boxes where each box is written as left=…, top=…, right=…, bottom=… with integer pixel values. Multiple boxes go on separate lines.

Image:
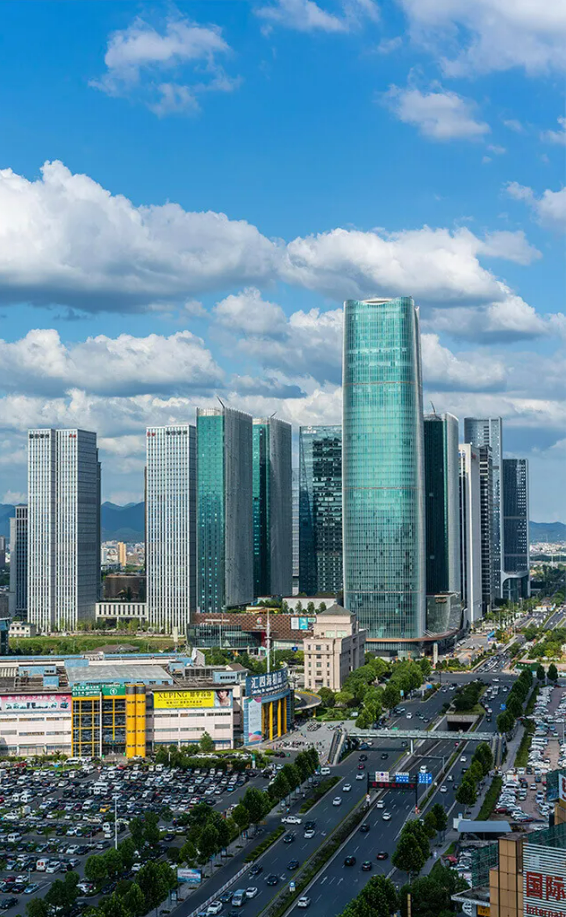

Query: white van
left=36, top=859, right=48, bottom=872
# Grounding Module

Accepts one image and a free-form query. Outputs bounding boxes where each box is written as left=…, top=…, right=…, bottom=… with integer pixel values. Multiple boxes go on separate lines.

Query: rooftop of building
left=66, top=663, right=173, bottom=686
left=316, top=603, right=351, bottom=617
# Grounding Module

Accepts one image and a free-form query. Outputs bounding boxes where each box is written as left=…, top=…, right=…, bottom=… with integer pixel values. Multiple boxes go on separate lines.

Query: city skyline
left=0, top=2, right=563, bottom=521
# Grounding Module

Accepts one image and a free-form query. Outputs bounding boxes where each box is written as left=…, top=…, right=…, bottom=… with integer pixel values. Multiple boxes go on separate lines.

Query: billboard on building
left=153, top=689, right=233, bottom=710
left=246, top=697, right=263, bottom=744
left=245, top=670, right=288, bottom=697
left=177, top=868, right=201, bottom=885
left=0, top=694, right=71, bottom=713
left=71, top=683, right=125, bottom=699
left=291, top=617, right=310, bottom=631
left=559, top=773, right=566, bottom=807
left=524, top=843, right=566, bottom=917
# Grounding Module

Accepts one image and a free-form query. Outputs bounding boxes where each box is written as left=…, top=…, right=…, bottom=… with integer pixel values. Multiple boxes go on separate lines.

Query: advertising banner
left=374, top=771, right=389, bottom=783
left=153, top=689, right=233, bottom=710
left=72, top=683, right=125, bottom=699
left=177, top=869, right=201, bottom=885
left=559, top=773, right=566, bottom=806
left=0, top=694, right=71, bottom=713
left=246, top=697, right=263, bottom=745
left=524, top=844, right=566, bottom=917
left=245, top=670, right=288, bottom=697
left=290, top=617, right=311, bottom=631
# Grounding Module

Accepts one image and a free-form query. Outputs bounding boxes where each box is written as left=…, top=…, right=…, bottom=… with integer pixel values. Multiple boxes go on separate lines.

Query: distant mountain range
left=0, top=502, right=564, bottom=545
left=529, top=521, right=566, bottom=543
left=0, top=501, right=145, bottom=542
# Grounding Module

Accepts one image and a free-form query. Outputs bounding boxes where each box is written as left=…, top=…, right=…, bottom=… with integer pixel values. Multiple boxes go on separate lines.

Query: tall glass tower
left=502, top=458, right=530, bottom=600
left=299, top=425, right=342, bottom=597
left=197, top=406, right=253, bottom=614
left=463, top=417, right=503, bottom=598
left=342, top=297, right=426, bottom=642
left=252, top=417, right=292, bottom=598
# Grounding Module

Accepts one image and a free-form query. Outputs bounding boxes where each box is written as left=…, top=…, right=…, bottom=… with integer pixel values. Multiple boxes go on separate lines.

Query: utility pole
left=266, top=611, right=271, bottom=674
left=114, top=795, right=118, bottom=850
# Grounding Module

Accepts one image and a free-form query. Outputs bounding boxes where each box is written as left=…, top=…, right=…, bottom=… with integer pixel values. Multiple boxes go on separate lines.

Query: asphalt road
left=181, top=677, right=495, bottom=917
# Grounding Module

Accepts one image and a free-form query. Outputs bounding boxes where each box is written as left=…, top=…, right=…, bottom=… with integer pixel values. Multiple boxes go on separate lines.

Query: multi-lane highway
left=182, top=673, right=508, bottom=917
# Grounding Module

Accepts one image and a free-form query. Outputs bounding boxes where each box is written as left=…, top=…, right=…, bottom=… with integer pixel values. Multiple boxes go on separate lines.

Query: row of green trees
left=496, top=668, right=533, bottom=734
left=94, top=861, right=176, bottom=917
left=27, top=872, right=81, bottom=917
left=391, top=804, right=448, bottom=877
left=340, top=875, right=398, bottom=917
left=536, top=662, right=559, bottom=682
left=453, top=680, right=483, bottom=712
left=399, top=862, right=470, bottom=917
left=455, top=741, right=494, bottom=807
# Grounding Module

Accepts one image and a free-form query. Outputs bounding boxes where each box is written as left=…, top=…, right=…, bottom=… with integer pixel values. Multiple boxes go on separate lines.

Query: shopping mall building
left=0, top=652, right=293, bottom=758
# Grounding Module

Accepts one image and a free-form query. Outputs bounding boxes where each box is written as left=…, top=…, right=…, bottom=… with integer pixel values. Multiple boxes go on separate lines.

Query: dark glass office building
left=299, top=425, right=342, bottom=596
left=502, top=458, right=530, bottom=600
left=252, top=417, right=292, bottom=598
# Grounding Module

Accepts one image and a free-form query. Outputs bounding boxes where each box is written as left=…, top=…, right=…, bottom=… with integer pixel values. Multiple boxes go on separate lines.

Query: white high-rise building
left=463, top=417, right=503, bottom=598
left=28, top=429, right=100, bottom=633
left=459, top=444, right=483, bottom=626
left=9, top=506, right=28, bottom=619
left=146, top=425, right=196, bottom=634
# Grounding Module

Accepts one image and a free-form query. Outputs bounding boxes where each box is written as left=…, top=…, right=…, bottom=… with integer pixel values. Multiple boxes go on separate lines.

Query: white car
left=406, top=713, right=413, bottom=719
left=382, top=812, right=392, bottom=821
left=419, top=765, right=427, bottom=773
left=304, top=829, right=315, bottom=838
left=460, top=756, right=467, bottom=763
left=246, top=888, right=258, bottom=899
left=297, top=898, right=311, bottom=909
left=207, top=903, right=223, bottom=916
left=440, top=785, right=448, bottom=793
left=282, top=815, right=302, bottom=824
left=356, top=773, right=365, bottom=781
left=332, top=797, right=342, bottom=806
left=376, top=800, right=385, bottom=809
left=342, top=783, right=352, bottom=792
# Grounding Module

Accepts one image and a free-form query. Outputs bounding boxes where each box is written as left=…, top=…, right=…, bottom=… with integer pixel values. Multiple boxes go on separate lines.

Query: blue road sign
left=418, top=772, right=433, bottom=785
left=395, top=773, right=410, bottom=783
left=500, top=703, right=506, bottom=711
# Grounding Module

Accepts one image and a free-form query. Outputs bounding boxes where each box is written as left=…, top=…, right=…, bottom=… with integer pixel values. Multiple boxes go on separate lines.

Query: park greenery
left=452, top=680, right=484, bottom=713
left=399, top=862, right=469, bottom=917
left=496, top=668, right=534, bottom=735
left=454, top=741, right=494, bottom=807
left=339, top=875, right=398, bottom=917
left=315, top=655, right=433, bottom=728
left=527, top=627, right=566, bottom=661
left=391, top=804, right=448, bottom=879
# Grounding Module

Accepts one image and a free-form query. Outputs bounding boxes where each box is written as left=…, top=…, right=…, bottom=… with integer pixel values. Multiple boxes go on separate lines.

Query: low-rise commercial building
left=303, top=604, right=366, bottom=691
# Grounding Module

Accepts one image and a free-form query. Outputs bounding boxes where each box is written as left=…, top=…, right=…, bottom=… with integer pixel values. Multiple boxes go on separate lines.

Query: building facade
left=146, top=424, right=197, bottom=635
left=459, top=445, right=483, bottom=626
left=502, top=458, right=530, bottom=601
left=298, top=425, right=343, bottom=597
left=8, top=505, right=28, bottom=620
left=252, top=417, right=292, bottom=598
left=303, top=605, right=366, bottom=691
left=464, top=417, right=503, bottom=599
left=424, top=412, right=461, bottom=599
left=342, top=297, right=426, bottom=647
left=292, top=469, right=299, bottom=594
left=197, top=406, right=253, bottom=614
left=28, top=429, right=100, bottom=633
left=478, top=445, right=496, bottom=614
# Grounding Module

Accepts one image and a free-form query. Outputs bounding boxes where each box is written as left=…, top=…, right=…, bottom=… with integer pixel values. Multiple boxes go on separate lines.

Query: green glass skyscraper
left=342, top=297, right=426, bottom=645
left=252, top=417, right=292, bottom=598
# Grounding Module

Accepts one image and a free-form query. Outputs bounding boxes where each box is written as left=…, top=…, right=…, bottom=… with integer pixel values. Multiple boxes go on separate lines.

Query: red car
left=357, top=763, right=365, bottom=770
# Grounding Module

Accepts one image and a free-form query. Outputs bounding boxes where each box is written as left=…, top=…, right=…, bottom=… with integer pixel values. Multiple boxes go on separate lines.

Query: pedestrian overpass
left=342, top=727, right=498, bottom=756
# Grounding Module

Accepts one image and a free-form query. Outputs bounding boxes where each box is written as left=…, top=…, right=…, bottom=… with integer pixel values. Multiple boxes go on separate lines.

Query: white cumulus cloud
left=541, top=117, right=566, bottom=146
left=255, top=0, right=378, bottom=33
left=383, top=85, right=490, bottom=141
left=506, top=182, right=566, bottom=232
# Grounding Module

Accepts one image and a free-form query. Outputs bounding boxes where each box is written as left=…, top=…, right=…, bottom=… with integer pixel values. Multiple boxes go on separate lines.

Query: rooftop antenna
left=217, top=396, right=226, bottom=409
left=430, top=401, right=436, bottom=415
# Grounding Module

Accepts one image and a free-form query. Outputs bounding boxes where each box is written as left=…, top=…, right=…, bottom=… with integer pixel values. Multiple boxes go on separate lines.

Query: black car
left=344, top=856, right=356, bottom=867
left=359, top=824, right=370, bottom=833
left=380, top=753, right=388, bottom=760
left=358, top=754, right=368, bottom=762
left=219, top=892, right=233, bottom=903
left=283, top=833, right=295, bottom=844
left=249, top=865, right=263, bottom=877
left=287, top=860, right=300, bottom=871
left=0, top=899, right=17, bottom=911
left=266, top=875, right=279, bottom=886
left=305, top=821, right=316, bottom=830
left=361, top=861, right=372, bottom=871
left=376, top=852, right=389, bottom=860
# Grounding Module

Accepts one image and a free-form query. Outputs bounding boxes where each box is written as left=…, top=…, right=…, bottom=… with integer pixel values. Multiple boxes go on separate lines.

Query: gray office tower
left=252, top=417, right=292, bottom=598
left=423, top=413, right=462, bottom=635
left=299, top=425, right=342, bottom=597
left=146, top=425, right=196, bottom=635
left=292, top=469, right=300, bottom=593
left=343, top=297, right=426, bottom=645
left=197, top=406, right=253, bottom=614
left=464, top=417, right=503, bottom=598
left=459, top=445, right=483, bottom=626
left=9, top=505, right=28, bottom=619
left=28, top=429, right=100, bottom=633
left=502, top=458, right=530, bottom=601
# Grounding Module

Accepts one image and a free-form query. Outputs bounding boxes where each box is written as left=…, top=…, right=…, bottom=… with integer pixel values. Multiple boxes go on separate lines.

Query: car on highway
left=282, top=815, right=302, bottom=824
left=249, top=865, right=263, bottom=877
left=0, top=899, right=17, bottom=911
left=207, top=903, right=223, bottom=916
left=356, top=773, right=365, bottom=780
left=361, top=861, right=372, bottom=871
left=359, top=755, right=368, bottom=762
left=380, top=753, right=388, bottom=760
left=344, top=856, right=356, bottom=866
left=266, top=875, right=279, bottom=886
left=376, top=851, right=389, bottom=860
left=376, top=800, right=385, bottom=808
left=342, top=783, right=352, bottom=792
left=440, top=785, right=448, bottom=793
left=283, top=833, right=295, bottom=844
left=419, top=765, right=427, bottom=773
left=359, top=824, right=370, bottom=833
left=287, top=860, right=300, bottom=871
left=304, top=828, right=315, bottom=838
left=460, top=756, right=467, bottom=763
left=357, top=763, right=365, bottom=770
left=297, top=897, right=311, bottom=909
left=406, top=713, right=413, bottom=719
left=245, top=888, right=258, bottom=899
left=382, top=812, right=391, bottom=821
left=332, top=797, right=342, bottom=806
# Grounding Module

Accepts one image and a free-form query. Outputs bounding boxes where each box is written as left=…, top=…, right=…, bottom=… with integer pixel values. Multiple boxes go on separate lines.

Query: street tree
left=548, top=663, right=559, bottom=682
left=536, top=664, right=546, bottom=681
left=200, top=731, right=215, bottom=753
left=242, top=787, right=268, bottom=827
left=455, top=777, right=477, bottom=806
left=392, top=832, right=426, bottom=877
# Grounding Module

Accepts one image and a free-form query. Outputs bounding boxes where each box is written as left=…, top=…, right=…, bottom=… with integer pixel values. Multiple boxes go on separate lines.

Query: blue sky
left=0, top=0, right=564, bottom=518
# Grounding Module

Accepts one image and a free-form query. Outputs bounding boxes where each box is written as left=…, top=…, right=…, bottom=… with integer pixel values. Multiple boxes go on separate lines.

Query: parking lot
left=0, top=758, right=274, bottom=914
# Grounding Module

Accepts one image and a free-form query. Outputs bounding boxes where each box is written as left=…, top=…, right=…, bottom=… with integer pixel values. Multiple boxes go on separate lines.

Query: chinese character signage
left=559, top=773, right=566, bottom=807
left=245, top=670, right=288, bottom=697
left=0, top=694, right=71, bottom=713
left=177, top=869, right=201, bottom=885
left=291, top=617, right=310, bottom=631
left=395, top=773, right=410, bottom=784
left=246, top=697, right=263, bottom=745
left=374, top=771, right=390, bottom=783
left=153, top=689, right=233, bottom=709
left=418, top=772, right=433, bottom=785
left=524, top=844, right=566, bottom=917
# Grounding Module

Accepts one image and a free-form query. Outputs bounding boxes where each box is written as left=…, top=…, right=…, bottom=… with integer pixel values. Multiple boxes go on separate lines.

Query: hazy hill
left=529, top=521, right=566, bottom=543
left=0, top=501, right=145, bottom=542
